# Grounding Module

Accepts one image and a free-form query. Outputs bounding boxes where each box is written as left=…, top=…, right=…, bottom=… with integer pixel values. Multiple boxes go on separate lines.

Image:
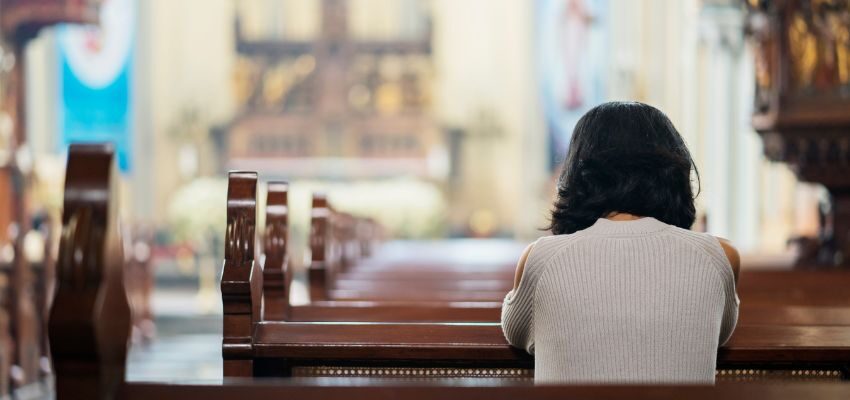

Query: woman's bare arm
left=513, top=242, right=536, bottom=290
left=715, top=237, right=740, bottom=284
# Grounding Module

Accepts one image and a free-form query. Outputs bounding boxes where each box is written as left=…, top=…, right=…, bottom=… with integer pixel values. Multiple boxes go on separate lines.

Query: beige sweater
left=501, top=217, right=739, bottom=384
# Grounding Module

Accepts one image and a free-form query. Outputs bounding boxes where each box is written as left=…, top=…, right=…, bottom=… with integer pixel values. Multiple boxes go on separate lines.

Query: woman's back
left=501, top=217, right=739, bottom=384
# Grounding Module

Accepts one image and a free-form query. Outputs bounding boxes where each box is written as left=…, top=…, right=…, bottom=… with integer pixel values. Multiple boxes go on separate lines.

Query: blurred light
left=15, top=143, right=33, bottom=174
left=426, top=145, right=449, bottom=180
left=294, top=54, right=316, bottom=77
left=348, top=84, right=372, bottom=109
left=469, top=208, right=496, bottom=237
left=178, top=144, right=199, bottom=180
left=0, top=243, right=14, bottom=264
left=23, top=230, right=45, bottom=263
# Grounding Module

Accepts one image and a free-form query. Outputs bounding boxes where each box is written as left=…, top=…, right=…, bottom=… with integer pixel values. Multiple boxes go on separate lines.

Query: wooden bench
left=48, top=145, right=850, bottom=399
left=48, top=143, right=133, bottom=399
left=254, top=175, right=850, bottom=326
left=221, top=171, right=850, bottom=382
left=257, top=179, right=503, bottom=323
left=299, top=179, right=850, bottom=314
left=0, top=190, right=59, bottom=397
left=304, top=191, right=850, bottom=307
left=307, top=192, right=515, bottom=302
left=0, top=173, right=155, bottom=400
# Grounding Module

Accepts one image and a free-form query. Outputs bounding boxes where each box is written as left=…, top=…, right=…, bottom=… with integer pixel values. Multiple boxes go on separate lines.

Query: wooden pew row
left=262, top=184, right=499, bottom=323
left=0, top=204, right=155, bottom=399
left=267, top=173, right=850, bottom=325
left=303, top=193, right=850, bottom=314
left=0, top=252, right=14, bottom=396
left=254, top=175, right=850, bottom=326
left=305, top=194, right=850, bottom=306
left=225, top=171, right=850, bottom=381
left=0, top=206, right=65, bottom=396
left=307, top=194, right=519, bottom=302
left=320, top=270, right=850, bottom=306
left=255, top=179, right=506, bottom=322
left=48, top=147, right=850, bottom=399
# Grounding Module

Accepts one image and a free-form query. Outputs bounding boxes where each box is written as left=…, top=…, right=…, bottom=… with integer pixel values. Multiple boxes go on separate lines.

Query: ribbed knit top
left=501, top=217, right=739, bottom=384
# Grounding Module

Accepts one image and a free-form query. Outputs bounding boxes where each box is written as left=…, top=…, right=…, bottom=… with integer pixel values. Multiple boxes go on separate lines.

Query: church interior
left=1, top=0, right=850, bottom=398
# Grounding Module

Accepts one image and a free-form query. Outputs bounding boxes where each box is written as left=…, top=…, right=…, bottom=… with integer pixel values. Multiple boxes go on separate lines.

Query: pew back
left=48, top=144, right=132, bottom=399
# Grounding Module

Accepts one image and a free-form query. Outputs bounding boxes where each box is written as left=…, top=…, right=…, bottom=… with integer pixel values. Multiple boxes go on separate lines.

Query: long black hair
left=549, top=101, right=699, bottom=235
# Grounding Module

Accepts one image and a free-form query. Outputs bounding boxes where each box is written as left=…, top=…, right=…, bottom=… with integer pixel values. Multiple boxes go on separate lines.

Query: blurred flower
left=166, top=177, right=227, bottom=245
left=290, top=178, right=447, bottom=239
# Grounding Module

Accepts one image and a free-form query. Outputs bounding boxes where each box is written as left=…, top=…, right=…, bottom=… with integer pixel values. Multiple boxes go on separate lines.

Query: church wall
left=432, top=0, right=547, bottom=238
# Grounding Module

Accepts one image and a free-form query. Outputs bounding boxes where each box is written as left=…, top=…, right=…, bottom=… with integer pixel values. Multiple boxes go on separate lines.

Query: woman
left=502, top=101, right=739, bottom=384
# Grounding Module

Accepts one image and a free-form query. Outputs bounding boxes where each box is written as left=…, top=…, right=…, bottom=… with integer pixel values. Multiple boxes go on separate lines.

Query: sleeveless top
left=501, top=217, right=739, bottom=384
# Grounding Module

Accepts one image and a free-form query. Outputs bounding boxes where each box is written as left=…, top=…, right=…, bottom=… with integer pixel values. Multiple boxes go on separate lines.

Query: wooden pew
left=125, top=224, right=156, bottom=344
left=31, top=217, right=57, bottom=380
left=0, top=215, right=50, bottom=398
left=6, top=222, right=42, bottom=393
left=47, top=147, right=850, bottom=400
left=308, top=193, right=334, bottom=301
left=262, top=182, right=291, bottom=321
left=0, top=248, right=14, bottom=396
left=307, top=194, right=514, bottom=303
left=112, top=382, right=850, bottom=400
left=255, top=180, right=850, bottom=325
left=223, top=172, right=850, bottom=382
left=300, top=189, right=850, bottom=319
left=258, top=179, right=501, bottom=323
left=48, top=143, right=132, bottom=399
left=0, top=196, right=155, bottom=400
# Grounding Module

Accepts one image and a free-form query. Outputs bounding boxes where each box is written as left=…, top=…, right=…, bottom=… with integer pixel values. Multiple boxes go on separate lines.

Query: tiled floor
left=126, top=288, right=223, bottom=383
left=127, top=331, right=222, bottom=383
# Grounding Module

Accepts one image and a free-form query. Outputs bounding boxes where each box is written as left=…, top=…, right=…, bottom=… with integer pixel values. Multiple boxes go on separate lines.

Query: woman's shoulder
left=665, top=226, right=740, bottom=282
left=528, top=233, right=589, bottom=260
left=512, top=234, right=585, bottom=285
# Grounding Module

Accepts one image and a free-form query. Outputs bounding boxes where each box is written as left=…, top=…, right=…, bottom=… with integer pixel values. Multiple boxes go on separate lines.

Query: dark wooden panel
left=281, top=303, right=850, bottom=325
left=253, top=322, right=850, bottom=367
left=740, top=305, right=850, bottom=326
left=738, top=270, right=850, bottom=306
left=254, top=321, right=527, bottom=361
left=118, top=381, right=850, bottom=400
left=289, top=303, right=501, bottom=322
left=262, top=181, right=291, bottom=321
left=332, top=279, right=511, bottom=292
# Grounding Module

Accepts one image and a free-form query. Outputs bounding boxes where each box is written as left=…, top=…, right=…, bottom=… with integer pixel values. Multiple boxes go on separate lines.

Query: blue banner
left=57, top=0, right=135, bottom=172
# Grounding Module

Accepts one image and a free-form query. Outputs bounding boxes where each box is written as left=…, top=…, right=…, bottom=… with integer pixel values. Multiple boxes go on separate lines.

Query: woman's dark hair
left=549, top=101, right=699, bottom=235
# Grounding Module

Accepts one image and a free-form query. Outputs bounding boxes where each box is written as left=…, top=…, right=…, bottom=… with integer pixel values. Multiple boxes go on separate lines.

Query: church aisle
left=126, top=288, right=223, bottom=384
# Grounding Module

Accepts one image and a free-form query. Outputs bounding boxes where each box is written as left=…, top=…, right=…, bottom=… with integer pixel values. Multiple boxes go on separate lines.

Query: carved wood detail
left=308, top=193, right=330, bottom=301
left=745, top=0, right=850, bottom=265
left=221, top=171, right=262, bottom=377
left=262, top=181, right=290, bottom=320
